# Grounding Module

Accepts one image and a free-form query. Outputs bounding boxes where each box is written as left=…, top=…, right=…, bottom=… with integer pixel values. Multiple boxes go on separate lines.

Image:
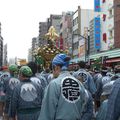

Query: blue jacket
left=105, top=79, right=120, bottom=120
left=9, top=79, right=43, bottom=120
left=4, top=76, right=20, bottom=114
left=81, top=90, right=94, bottom=120
left=73, top=69, right=96, bottom=95
left=35, top=73, right=48, bottom=89
left=38, top=71, right=92, bottom=120
left=96, top=100, right=108, bottom=120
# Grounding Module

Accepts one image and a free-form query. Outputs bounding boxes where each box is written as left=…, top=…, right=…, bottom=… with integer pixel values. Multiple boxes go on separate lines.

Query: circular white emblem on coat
left=30, top=77, right=41, bottom=86
left=1, top=72, right=10, bottom=81
left=9, top=78, right=20, bottom=90
left=78, top=72, right=88, bottom=82
left=20, top=83, right=37, bottom=102
left=61, top=76, right=80, bottom=103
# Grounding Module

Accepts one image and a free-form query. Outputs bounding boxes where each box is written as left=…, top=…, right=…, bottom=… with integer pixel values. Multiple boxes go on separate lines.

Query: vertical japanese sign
left=94, top=17, right=101, bottom=50
left=94, top=0, right=101, bottom=12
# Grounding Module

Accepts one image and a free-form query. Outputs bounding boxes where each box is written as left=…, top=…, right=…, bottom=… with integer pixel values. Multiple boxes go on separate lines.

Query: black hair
left=64, top=56, right=71, bottom=62
left=52, top=64, right=63, bottom=71
left=101, top=67, right=108, bottom=76
left=27, top=61, right=37, bottom=75
left=21, top=73, right=30, bottom=78
left=86, top=64, right=91, bottom=70
left=78, top=61, right=86, bottom=69
left=94, top=67, right=100, bottom=73
left=45, top=68, right=50, bottom=73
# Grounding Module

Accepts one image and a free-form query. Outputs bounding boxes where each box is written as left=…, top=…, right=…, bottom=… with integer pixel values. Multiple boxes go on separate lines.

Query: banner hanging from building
left=94, top=17, right=101, bottom=50
left=94, top=0, right=100, bottom=12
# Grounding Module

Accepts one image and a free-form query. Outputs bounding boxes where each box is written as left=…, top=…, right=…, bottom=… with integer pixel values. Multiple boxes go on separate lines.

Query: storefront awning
left=106, top=58, right=120, bottom=63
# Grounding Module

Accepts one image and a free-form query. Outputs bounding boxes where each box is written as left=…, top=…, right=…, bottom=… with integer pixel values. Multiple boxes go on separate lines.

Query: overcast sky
left=0, top=0, right=94, bottom=60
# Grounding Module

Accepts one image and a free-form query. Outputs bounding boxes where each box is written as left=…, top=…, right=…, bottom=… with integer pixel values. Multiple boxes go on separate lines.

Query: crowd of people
left=0, top=53, right=120, bottom=120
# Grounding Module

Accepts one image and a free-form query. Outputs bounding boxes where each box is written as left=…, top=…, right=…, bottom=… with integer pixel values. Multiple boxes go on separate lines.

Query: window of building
left=109, top=30, right=113, bottom=39
left=110, top=30, right=112, bottom=37
left=73, top=20, right=75, bottom=26
left=102, top=0, right=106, bottom=3
left=73, top=41, right=79, bottom=50
left=103, top=33, right=107, bottom=43
left=103, top=14, right=106, bottom=21
left=73, top=17, right=78, bottom=26
left=73, top=29, right=78, bottom=36
left=60, top=23, right=63, bottom=29
left=109, top=9, right=113, bottom=18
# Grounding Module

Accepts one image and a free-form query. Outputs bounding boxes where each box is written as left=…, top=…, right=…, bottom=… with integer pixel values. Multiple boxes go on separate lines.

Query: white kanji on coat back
left=61, top=76, right=80, bottom=103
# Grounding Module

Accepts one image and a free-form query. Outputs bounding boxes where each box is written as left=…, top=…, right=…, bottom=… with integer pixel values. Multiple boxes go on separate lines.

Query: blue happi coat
left=35, top=73, right=48, bottom=89
left=93, top=73, right=102, bottom=89
left=81, top=90, right=94, bottom=120
left=73, top=69, right=96, bottom=95
left=0, top=71, right=3, bottom=76
left=105, top=79, right=120, bottom=120
left=47, top=73, right=54, bottom=83
left=0, top=72, right=11, bottom=103
left=4, top=76, right=20, bottom=114
left=30, top=76, right=43, bottom=88
left=96, top=99, right=108, bottom=120
left=40, top=71, right=50, bottom=84
left=38, top=71, right=92, bottom=120
left=9, top=79, right=43, bottom=120
left=95, top=75, right=111, bottom=101
left=0, top=72, right=8, bottom=102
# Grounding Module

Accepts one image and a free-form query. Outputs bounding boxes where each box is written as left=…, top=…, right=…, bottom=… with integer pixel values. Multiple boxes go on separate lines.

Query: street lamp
left=72, top=30, right=90, bottom=62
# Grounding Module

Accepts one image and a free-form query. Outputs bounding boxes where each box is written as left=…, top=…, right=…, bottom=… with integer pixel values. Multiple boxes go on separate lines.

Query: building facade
left=99, top=0, right=114, bottom=51
left=60, top=12, right=73, bottom=51
left=38, top=22, right=48, bottom=46
left=114, top=0, right=120, bottom=48
left=48, top=14, right=62, bottom=34
left=86, top=0, right=120, bottom=66
left=72, top=6, right=94, bottom=59
left=0, top=23, right=3, bottom=67
left=31, top=37, right=37, bottom=61
left=9, top=58, right=16, bottom=65
left=3, top=44, right=8, bottom=66
left=28, top=48, right=32, bottom=62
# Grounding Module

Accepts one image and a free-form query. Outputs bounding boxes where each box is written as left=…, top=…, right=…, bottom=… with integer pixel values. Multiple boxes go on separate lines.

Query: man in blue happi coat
left=4, top=64, right=19, bottom=120
left=9, top=66, right=43, bottom=120
left=73, top=61, right=96, bottom=97
left=27, top=61, right=47, bottom=89
left=38, top=53, right=93, bottom=120
left=96, top=81, right=115, bottom=120
left=105, top=78, right=120, bottom=120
